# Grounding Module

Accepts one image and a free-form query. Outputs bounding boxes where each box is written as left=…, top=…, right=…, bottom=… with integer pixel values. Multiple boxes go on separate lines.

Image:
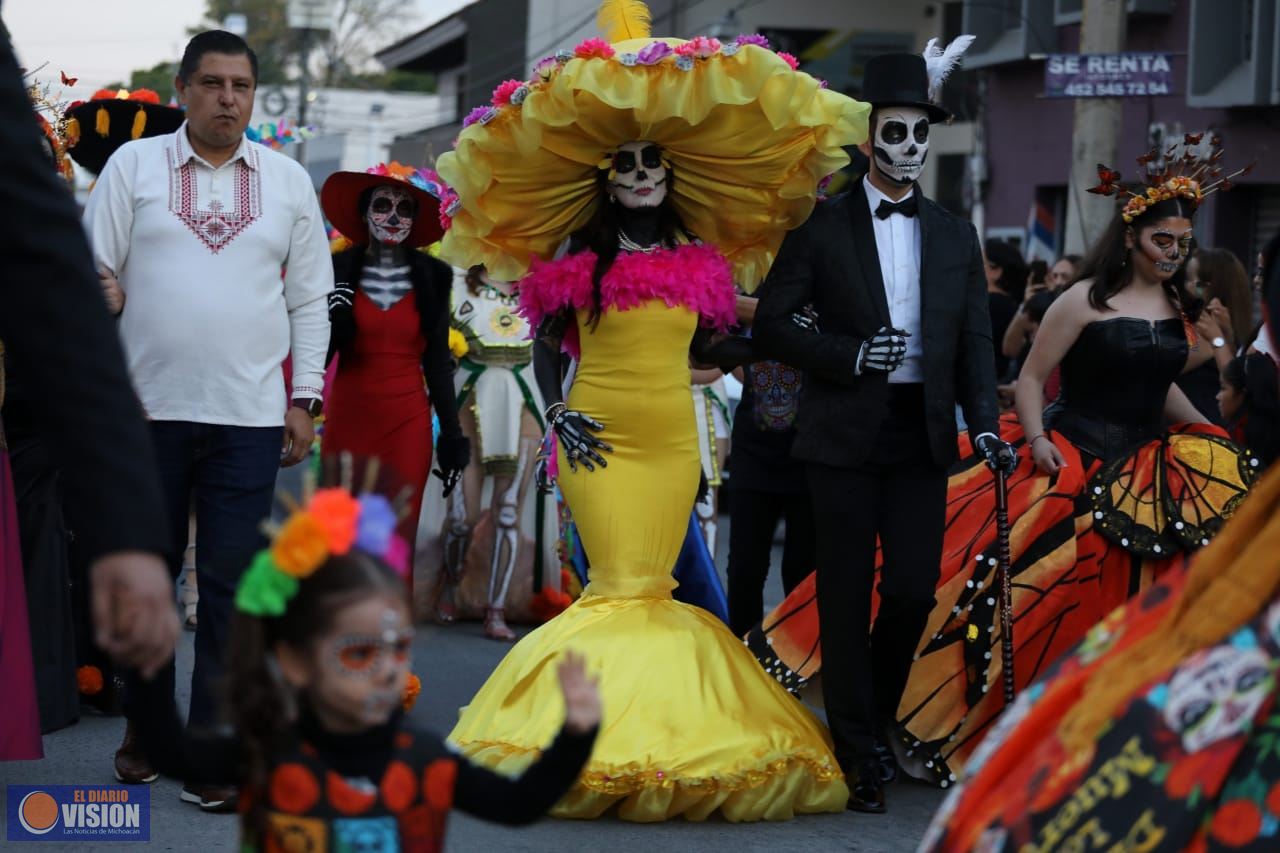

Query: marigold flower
left=309, top=488, right=361, bottom=555
left=271, top=512, right=330, bottom=578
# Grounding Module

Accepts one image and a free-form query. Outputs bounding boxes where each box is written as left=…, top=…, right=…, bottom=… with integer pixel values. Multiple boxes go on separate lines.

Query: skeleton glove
left=546, top=402, right=612, bottom=473
left=433, top=434, right=471, bottom=498
left=855, top=326, right=910, bottom=375
left=974, top=432, right=1019, bottom=477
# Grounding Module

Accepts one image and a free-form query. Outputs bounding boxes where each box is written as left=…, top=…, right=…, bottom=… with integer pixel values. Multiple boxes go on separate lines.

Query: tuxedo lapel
left=917, top=192, right=945, bottom=320
left=847, top=181, right=892, bottom=327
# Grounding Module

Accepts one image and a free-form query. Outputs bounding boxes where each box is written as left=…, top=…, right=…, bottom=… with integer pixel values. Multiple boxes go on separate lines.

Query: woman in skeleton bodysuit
left=434, top=3, right=868, bottom=820
left=319, top=164, right=469, bottom=575
left=418, top=264, right=562, bottom=640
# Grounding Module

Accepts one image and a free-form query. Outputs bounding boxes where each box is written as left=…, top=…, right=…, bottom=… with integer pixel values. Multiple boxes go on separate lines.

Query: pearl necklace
left=617, top=229, right=662, bottom=254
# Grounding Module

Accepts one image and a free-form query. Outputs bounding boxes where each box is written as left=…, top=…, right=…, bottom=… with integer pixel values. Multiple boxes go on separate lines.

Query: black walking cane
left=994, top=467, right=1015, bottom=705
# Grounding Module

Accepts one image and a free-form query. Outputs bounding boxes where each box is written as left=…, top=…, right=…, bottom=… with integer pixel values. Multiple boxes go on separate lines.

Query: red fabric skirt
left=748, top=414, right=1258, bottom=783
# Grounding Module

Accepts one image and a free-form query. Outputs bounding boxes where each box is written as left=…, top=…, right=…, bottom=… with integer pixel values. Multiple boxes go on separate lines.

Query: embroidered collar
left=170, top=121, right=259, bottom=171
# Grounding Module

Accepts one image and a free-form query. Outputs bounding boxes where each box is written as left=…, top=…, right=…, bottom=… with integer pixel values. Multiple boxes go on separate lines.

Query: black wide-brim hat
left=861, top=53, right=950, bottom=124
left=66, top=99, right=186, bottom=174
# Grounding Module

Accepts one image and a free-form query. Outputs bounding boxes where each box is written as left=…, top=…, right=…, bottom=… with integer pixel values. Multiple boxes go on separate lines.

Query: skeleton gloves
left=974, top=432, right=1019, bottom=476
left=855, top=326, right=910, bottom=375
left=545, top=403, right=613, bottom=474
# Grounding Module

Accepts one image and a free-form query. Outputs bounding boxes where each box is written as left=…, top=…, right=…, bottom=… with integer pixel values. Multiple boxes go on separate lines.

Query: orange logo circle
left=18, top=791, right=60, bottom=834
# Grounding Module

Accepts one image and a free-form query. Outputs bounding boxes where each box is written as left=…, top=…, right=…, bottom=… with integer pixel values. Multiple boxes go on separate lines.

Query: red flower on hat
left=777, top=52, right=800, bottom=71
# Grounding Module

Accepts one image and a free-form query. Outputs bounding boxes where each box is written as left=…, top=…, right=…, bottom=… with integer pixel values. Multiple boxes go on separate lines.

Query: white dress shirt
left=862, top=178, right=924, bottom=384
left=84, top=123, right=333, bottom=427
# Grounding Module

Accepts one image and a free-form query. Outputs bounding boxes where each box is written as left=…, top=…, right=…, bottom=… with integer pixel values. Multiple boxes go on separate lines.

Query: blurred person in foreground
left=0, top=20, right=176, bottom=758
left=83, top=29, right=333, bottom=807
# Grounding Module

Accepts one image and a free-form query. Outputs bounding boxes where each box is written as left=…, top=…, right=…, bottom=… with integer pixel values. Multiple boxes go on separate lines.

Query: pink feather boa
left=517, top=243, right=738, bottom=358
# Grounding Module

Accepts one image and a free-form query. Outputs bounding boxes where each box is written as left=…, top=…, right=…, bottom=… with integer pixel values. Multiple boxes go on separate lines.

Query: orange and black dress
left=750, top=317, right=1260, bottom=784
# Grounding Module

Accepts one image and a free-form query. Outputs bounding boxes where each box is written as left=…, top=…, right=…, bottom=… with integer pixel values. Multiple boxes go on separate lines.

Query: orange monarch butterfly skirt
left=747, top=414, right=1259, bottom=785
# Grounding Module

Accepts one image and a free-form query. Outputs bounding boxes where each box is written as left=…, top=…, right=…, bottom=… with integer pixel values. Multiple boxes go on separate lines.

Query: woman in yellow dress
left=433, top=2, right=868, bottom=821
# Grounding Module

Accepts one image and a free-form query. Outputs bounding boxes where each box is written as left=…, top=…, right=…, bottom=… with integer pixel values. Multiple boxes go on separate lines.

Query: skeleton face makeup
left=608, top=141, right=669, bottom=209
left=366, top=186, right=415, bottom=246
left=1131, top=217, right=1194, bottom=279
left=1162, top=643, right=1274, bottom=753
left=285, top=596, right=414, bottom=732
left=872, top=108, right=930, bottom=185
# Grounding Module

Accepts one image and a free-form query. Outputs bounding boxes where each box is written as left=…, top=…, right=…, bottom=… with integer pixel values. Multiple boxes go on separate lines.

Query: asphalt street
left=0, top=520, right=944, bottom=852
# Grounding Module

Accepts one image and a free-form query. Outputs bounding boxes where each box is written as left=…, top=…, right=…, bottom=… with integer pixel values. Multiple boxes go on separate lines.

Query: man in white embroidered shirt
left=83, top=30, right=332, bottom=810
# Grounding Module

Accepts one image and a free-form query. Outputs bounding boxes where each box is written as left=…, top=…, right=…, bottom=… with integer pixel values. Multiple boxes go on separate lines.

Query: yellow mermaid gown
left=448, top=300, right=848, bottom=821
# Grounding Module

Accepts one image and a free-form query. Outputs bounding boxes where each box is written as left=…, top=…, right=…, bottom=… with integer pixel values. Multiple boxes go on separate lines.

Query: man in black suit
left=753, top=51, right=1017, bottom=814
left=0, top=21, right=177, bottom=678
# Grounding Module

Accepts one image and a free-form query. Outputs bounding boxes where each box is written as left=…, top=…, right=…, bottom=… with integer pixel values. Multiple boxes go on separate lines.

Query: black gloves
left=855, top=326, right=910, bottom=375
left=546, top=403, right=612, bottom=473
left=433, top=434, right=471, bottom=498
left=974, top=432, right=1019, bottom=476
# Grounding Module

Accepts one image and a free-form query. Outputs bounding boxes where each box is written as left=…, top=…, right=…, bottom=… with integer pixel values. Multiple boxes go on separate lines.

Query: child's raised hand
left=557, top=650, right=601, bottom=735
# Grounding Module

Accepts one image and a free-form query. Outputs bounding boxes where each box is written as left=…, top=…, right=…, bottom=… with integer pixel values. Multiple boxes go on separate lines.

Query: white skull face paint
left=608, top=141, right=668, bottom=209
left=1138, top=224, right=1194, bottom=276
left=872, top=108, right=931, bottom=185
left=1162, top=644, right=1274, bottom=753
left=366, top=186, right=415, bottom=245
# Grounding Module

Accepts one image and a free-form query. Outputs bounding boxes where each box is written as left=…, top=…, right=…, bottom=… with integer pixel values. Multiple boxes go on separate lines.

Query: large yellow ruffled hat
left=436, top=0, right=869, bottom=290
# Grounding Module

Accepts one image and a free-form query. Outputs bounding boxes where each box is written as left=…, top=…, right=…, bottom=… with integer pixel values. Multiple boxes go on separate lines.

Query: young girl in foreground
left=128, top=485, right=600, bottom=850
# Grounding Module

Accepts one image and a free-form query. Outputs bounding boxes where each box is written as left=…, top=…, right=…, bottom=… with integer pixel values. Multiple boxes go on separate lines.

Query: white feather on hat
left=922, top=35, right=976, bottom=103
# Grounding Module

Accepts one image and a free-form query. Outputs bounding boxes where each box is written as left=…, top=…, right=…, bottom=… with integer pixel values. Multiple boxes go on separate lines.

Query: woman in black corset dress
left=748, top=192, right=1260, bottom=787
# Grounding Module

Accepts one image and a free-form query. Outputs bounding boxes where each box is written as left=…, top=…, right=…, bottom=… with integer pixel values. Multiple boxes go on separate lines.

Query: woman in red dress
left=319, top=165, right=469, bottom=578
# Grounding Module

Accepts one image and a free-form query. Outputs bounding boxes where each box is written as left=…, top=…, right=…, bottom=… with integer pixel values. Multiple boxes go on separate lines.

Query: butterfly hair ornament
left=234, top=454, right=414, bottom=617
left=1087, top=133, right=1254, bottom=223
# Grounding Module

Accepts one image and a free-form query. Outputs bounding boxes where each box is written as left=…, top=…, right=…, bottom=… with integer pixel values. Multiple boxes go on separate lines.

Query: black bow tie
left=875, top=196, right=918, bottom=219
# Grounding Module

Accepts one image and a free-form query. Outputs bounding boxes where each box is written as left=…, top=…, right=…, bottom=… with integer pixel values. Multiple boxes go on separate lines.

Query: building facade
left=967, top=0, right=1280, bottom=264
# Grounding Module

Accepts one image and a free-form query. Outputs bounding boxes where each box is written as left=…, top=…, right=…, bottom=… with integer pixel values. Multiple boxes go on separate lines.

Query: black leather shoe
left=847, top=763, right=886, bottom=814
left=873, top=737, right=899, bottom=784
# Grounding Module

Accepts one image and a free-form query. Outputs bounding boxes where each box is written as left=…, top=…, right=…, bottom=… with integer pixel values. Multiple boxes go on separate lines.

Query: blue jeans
left=145, top=421, right=281, bottom=729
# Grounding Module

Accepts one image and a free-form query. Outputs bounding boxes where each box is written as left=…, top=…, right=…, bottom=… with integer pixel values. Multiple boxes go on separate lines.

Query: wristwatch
left=1211, top=336, right=1227, bottom=350
left=292, top=397, right=324, bottom=417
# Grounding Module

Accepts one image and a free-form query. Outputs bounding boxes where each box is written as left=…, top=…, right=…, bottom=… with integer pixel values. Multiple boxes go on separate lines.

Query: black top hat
left=861, top=53, right=950, bottom=124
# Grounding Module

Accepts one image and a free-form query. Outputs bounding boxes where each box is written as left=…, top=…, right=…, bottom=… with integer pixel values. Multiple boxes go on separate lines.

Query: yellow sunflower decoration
left=436, top=0, right=869, bottom=291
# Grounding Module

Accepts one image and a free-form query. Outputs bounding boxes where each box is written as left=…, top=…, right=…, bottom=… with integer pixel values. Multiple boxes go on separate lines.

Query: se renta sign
left=7, top=785, right=149, bottom=841
left=1044, top=52, right=1175, bottom=98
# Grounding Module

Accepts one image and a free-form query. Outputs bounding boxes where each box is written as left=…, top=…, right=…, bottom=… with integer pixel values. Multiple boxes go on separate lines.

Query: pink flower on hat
left=574, top=37, right=616, bottom=60
left=676, top=36, right=721, bottom=59
left=777, top=51, right=800, bottom=70
left=491, top=79, right=523, bottom=107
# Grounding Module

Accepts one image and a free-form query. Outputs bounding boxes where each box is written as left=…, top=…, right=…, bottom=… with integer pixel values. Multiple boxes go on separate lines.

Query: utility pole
left=296, top=26, right=313, bottom=166
left=1063, top=0, right=1127, bottom=255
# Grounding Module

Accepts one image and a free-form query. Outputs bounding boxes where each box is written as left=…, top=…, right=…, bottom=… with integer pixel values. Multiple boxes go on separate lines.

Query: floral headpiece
left=408, top=167, right=460, bottom=233
left=1088, top=133, right=1254, bottom=223
left=235, top=461, right=411, bottom=617
left=26, top=67, right=77, bottom=184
